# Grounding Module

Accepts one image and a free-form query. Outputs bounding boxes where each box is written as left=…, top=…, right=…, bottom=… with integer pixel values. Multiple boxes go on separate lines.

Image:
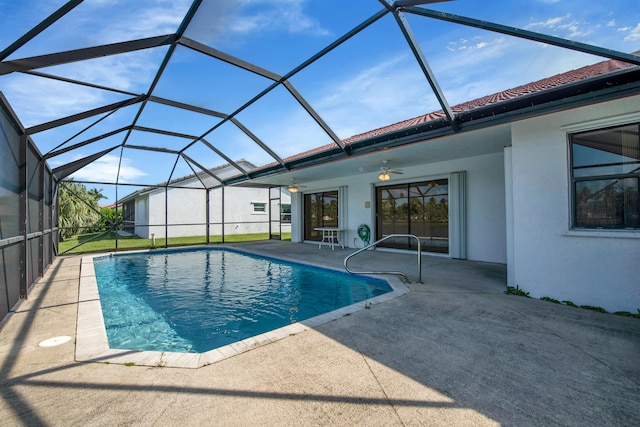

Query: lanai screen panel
left=0, top=96, right=56, bottom=316
left=0, top=102, right=23, bottom=319
left=0, top=0, right=637, bottom=258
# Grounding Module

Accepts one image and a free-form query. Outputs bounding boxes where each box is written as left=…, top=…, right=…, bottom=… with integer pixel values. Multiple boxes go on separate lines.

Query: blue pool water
left=93, top=248, right=392, bottom=353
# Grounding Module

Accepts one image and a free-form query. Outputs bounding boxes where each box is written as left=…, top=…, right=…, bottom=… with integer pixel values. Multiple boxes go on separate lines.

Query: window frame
left=251, top=202, right=267, bottom=214
left=280, top=203, right=291, bottom=223
left=375, top=178, right=449, bottom=253
left=303, top=190, right=339, bottom=241
left=569, top=122, right=640, bottom=231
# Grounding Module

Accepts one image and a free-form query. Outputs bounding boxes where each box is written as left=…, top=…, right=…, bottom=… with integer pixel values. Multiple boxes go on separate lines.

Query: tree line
left=59, top=180, right=121, bottom=239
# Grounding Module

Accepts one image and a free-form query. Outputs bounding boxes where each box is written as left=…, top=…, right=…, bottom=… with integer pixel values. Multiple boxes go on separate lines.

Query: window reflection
left=304, top=191, right=338, bottom=241
left=376, top=179, right=448, bottom=253
left=571, top=124, right=640, bottom=229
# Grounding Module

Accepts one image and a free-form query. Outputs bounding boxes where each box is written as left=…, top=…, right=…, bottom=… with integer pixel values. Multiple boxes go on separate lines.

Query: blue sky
left=1, top=0, right=638, bottom=202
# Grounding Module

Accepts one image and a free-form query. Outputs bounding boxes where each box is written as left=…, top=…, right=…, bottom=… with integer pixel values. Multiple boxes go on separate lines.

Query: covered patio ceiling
left=1, top=0, right=639, bottom=199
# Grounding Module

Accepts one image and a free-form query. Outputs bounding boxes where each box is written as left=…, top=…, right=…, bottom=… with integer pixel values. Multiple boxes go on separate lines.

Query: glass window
left=304, top=191, right=338, bottom=241
left=376, top=179, right=449, bottom=253
left=122, top=200, right=135, bottom=233
left=252, top=202, right=266, bottom=213
left=570, top=123, right=640, bottom=229
left=280, top=204, right=291, bottom=223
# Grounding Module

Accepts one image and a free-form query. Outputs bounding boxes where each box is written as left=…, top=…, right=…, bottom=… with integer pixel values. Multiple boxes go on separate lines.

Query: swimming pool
left=75, top=246, right=409, bottom=367
left=92, top=247, right=392, bottom=354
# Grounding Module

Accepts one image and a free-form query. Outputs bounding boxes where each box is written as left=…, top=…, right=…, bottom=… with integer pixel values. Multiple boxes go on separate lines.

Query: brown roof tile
left=343, top=57, right=637, bottom=144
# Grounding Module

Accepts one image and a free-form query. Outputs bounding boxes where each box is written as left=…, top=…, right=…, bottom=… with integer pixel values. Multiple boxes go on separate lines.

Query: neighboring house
left=119, top=160, right=291, bottom=239
left=261, top=56, right=640, bottom=313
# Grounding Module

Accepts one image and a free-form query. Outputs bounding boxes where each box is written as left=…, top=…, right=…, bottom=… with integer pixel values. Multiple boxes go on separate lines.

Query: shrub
left=505, top=285, right=530, bottom=297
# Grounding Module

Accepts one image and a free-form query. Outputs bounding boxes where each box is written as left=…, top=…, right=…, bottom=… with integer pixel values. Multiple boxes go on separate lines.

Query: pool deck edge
left=75, top=249, right=410, bottom=369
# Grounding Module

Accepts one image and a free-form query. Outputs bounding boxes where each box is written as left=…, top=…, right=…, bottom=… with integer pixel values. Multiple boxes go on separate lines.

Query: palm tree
left=88, top=188, right=106, bottom=204
left=58, top=180, right=102, bottom=239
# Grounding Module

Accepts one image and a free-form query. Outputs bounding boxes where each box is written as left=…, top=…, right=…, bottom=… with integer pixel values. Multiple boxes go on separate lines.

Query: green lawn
left=59, top=231, right=291, bottom=255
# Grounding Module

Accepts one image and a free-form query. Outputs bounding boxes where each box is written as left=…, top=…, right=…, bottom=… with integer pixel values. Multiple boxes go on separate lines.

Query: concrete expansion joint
left=359, top=353, right=404, bottom=424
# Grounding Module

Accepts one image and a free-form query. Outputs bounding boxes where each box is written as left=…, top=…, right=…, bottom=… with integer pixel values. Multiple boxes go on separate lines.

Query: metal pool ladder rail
left=344, top=234, right=423, bottom=284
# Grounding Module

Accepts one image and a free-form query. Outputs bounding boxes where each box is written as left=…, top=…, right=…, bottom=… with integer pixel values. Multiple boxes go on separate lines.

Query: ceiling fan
left=378, top=160, right=403, bottom=181
left=287, top=178, right=307, bottom=193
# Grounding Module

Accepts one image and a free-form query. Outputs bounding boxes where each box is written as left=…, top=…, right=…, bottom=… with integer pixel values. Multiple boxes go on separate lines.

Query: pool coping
left=75, top=246, right=410, bottom=369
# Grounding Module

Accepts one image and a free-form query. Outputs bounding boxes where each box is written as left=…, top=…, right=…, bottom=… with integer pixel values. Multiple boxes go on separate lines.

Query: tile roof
left=344, top=56, right=638, bottom=144
left=274, top=55, right=639, bottom=165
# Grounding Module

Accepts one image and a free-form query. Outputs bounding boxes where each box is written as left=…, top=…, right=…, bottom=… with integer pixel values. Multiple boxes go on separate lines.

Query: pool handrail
left=344, top=234, right=423, bottom=284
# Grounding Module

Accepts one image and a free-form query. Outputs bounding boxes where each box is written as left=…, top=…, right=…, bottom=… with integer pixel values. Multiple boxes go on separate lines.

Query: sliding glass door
left=376, top=179, right=449, bottom=253
left=304, top=190, right=339, bottom=241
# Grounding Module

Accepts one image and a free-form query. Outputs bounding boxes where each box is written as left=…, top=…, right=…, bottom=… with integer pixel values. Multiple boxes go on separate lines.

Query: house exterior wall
left=167, top=187, right=208, bottom=237
left=291, top=150, right=507, bottom=264
left=147, top=189, right=167, bottom=239
left=209, top=187, right=291, bottom=236
left=133, top=185, right=290, bottom=239
left=509, top=95, right=640, bottom=312
left=134, top=195, right=149, bottom=238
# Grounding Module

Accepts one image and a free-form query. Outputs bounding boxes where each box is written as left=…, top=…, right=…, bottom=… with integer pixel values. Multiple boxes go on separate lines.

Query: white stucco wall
left=145, top=188, right=206, bottom=239
left=133, top=195, right=149, bottom=238
left=509, top=95, right=640, bottom=312
left=291, top=151, right=507, bottom=264
left=209, top=187, right=291, bottom=235
left=147, top=190, right=166, bottom=239
left=167, top=188, right=207, bottom=237
left=140, top=187, right=205, bottom=239
left=137, top=185, right=290, bottom=239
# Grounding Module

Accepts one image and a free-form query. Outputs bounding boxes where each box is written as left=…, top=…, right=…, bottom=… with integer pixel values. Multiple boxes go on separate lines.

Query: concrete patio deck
left=1, top=241, right=639, bottom=426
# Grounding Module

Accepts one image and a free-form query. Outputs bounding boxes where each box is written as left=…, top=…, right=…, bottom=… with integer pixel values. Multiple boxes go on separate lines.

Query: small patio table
left=314, top=227, right=345, bottom=250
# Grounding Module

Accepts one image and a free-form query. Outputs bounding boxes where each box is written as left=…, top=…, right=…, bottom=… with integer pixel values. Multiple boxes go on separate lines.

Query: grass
left=59, top=231, right=291, bottom=254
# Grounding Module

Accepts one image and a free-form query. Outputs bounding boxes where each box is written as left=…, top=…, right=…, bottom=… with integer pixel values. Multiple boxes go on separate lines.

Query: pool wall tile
left=199, top=349, right=226, bottom=366
left=216, top=344, right=241, bottom=359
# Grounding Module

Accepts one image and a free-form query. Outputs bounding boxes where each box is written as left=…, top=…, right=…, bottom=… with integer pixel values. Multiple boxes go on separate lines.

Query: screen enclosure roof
left=1, top=0, right=639, bottom=197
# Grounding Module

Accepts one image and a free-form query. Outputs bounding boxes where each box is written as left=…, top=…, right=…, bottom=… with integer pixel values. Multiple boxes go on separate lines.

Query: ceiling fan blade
left=289, top=178, right=307, bottom=188
left=388, top=168, right=404, bottom=174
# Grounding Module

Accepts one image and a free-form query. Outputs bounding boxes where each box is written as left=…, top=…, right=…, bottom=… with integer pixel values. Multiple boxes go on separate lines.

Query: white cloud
left=528, top=16, right=568, bottom=29
left=249, top=107, right=331, bottom=159
left=312, top=54, right=438, bottom=138
left=1, top=1, right=171, bottom=128
left=185, top=0, right=332, bottom=45
left=447, top=36, right=494, bottom=52
left=436, top=37, right=511, bottom=75
left=3, top=75, right=106, bottom=127
left=70, top=154, right=146, bottom=183
left=526, top=14, right=591, bottom=39
left=623, top=23, right=640, bottom=41
left=2, top=49, right=161, bottom=128
left=59, top=51, right=158, bottom=92
left=235, top=0, right=331, bottom=36
left=85, top=0, right=193, bottom=43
